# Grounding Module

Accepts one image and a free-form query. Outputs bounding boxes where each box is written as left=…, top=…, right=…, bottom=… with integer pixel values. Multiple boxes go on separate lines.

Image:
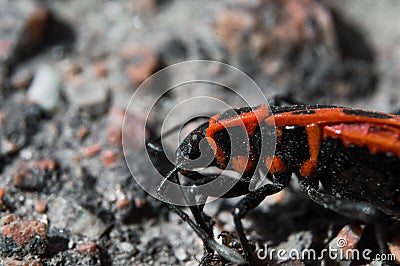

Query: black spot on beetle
left=342, top=109, right=392, bottom=119
left=271, top=105, right=339, bottom=114
left=291, top=110, right=316, bottom=115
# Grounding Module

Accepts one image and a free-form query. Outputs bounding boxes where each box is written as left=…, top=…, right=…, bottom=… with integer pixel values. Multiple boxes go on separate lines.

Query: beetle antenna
left=157, top=164, right=181, bottom=203
left=157, top=162, right=193, bottom=206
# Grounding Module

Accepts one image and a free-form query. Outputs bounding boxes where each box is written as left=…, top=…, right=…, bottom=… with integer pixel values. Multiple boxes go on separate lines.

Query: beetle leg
left=192, top=201, right=216, bottom=233
left=157, top=168, right=245, bottom=264
left=190, top=205, right=214, bottom=235
left=299, top=178, right=394, bottom=265
left=188, top=197, right=214, bottom=238
left=232, top=181, right=287, bottom=265
left=165, top=202, right=246, bottom=265
left=177, top=190, right=216, bottom=255
left=198, top=200, right=216, bottom=229
left=186, top=192, right=218, bottom=262
left=157, top=167, right=212, bottom=236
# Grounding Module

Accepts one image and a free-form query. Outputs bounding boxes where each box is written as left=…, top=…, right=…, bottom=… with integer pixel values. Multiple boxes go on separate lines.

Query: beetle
left=147, top=101, right=400, bottom=265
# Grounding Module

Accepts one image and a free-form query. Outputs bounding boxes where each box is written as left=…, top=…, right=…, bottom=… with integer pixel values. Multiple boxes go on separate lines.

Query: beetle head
left=176, top=122, right=216, bottom=169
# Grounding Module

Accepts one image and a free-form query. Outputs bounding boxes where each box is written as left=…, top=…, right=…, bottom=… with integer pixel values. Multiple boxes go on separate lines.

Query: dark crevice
left=330, top=8, right=375, bottom=63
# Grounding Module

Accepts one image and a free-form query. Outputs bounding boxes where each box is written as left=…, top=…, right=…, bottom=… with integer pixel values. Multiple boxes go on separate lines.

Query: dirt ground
left=0, top=1, right=399, bottom=265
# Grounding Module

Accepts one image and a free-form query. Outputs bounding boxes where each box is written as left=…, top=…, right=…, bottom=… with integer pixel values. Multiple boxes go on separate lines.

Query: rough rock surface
left=0, top=0, right=399, bottom=265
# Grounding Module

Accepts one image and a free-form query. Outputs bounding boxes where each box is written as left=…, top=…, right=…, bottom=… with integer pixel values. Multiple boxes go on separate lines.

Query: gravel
left=0, top=0, right=399, bottom=265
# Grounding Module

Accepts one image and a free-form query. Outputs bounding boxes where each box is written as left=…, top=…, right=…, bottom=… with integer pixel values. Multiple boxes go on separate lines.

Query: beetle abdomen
left=318, top=137, right=400, bottom=216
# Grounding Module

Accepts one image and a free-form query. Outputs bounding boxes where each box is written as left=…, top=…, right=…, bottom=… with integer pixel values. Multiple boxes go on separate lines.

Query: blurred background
left=0, top=0, right=399, bottom=265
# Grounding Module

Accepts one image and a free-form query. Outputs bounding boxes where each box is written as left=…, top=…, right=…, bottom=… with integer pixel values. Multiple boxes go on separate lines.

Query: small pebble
left=11, top=68, right=32, bottom=90
left=388, top=240, right=400, bottom=264
left=65, top=76, right=109, bottom=117
left=76, top=126, right=89, bottom=140
left=134, top=198, right=146, bottom=209
left=116, top=189, right=130, bottom=209
left=35, top=201, right=47, bottom=214
left=0, top=216, right=48, bottom=258
left=0, top=188, right=5, bottom=199
left=77, top=241, right=97, bottom=255
left=214, top=9, right=254, bottom=53
left=119, top=242, right=135, bottom=254
left=1, top=140, right=18, bottom=155
left=1, top=214, right=19, bottom=225
left=121, top=45, right=158, bottom=84
left=27, top=65, right=61, bottom=111
left=38, top=159, right=57, bottom=171
left=174, top=248, right=187, bottom=261
left=47, top=197, right=107, bottom=239
left=0, top=188, right=6, bottom=208
left=63, top=62, right=83, bottom=79
left=101, top=149, right=118, bottom=166
left=329, top=223, right=364, bottom=261
left=106, top=108, right=124, bottom=146
left=93, top=62, right=108, bottom=77
left=121, top=112, right=147, bottom=151
left=83, top=144, right=102, bottom=157
left=0, top=259, right=43, bottom=266
left=13, top=160, right=56, bottom=191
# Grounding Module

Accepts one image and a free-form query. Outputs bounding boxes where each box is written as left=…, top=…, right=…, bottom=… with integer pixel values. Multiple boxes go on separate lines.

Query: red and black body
left=270, top=105, right=400, bottom=217
left=177, top=104, right=400, bottom=216
left=153, top=103, right=400, bottom=265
